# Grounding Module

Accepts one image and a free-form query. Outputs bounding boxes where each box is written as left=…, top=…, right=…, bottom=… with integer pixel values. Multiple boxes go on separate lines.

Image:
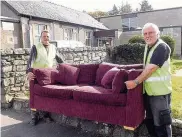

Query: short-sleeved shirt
left=146, top=41, right=170, bottom=67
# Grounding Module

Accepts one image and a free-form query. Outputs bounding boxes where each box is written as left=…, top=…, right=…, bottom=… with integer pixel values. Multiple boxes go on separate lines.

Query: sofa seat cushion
left=73, top=85, right=126, bottom=106
left=34, top=84, right=80, bottom=99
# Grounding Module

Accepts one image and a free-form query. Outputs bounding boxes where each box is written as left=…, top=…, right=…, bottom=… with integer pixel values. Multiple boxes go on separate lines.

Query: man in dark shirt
left=125, top=23, right=172, bottom=137
left=27, top=30, right=63, bottom=126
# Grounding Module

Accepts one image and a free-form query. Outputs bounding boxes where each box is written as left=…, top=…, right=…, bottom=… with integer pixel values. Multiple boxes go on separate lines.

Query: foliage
left=107, top=43, right=145, bottom=64
left=128, top=35, right=145, bottom=44
left=119, top=2, right=132, bottom=14
left=108, top=4, right=119, bottom=15
left=139, top=0, right=153, bottom=12
left=88, top=11, right=108, bottom=18
left=160, top=35, right=176, bottom=57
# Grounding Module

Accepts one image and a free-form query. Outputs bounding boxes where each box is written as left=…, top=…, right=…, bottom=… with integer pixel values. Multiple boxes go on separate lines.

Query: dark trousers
left=143, top=93, right=172, bottom=137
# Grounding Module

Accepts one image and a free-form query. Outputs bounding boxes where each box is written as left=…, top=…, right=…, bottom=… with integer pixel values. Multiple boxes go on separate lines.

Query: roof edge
left=3, top=1, right=20, bottom=16
left=97, top=6, right=182, bottom=19
left=21, top=14, right=108, bottom=30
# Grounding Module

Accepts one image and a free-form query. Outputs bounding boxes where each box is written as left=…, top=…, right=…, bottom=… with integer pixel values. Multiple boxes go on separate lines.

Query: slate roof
left=4, top=1, right=108, bottom=30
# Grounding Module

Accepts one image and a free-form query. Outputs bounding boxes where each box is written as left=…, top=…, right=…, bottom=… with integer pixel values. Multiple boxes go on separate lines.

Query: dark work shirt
left=26, top=45, right=64, bottom=73
left=146, top=42, right=170, bottom=68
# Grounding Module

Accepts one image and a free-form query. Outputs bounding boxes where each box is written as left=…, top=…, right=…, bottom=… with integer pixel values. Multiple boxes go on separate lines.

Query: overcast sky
left=46, top=0, right=182, bottom=12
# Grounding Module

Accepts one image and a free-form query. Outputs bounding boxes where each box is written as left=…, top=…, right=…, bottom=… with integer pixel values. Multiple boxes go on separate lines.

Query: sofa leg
left=31, top=108, right=37, bottom=111
left=123, top=126, right=136, bottom=131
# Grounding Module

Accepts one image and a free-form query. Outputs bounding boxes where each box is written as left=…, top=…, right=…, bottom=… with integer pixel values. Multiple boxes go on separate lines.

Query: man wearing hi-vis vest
left=27, top=30, right=63, bottom=126
left=125, top=23, right=172, bottom=137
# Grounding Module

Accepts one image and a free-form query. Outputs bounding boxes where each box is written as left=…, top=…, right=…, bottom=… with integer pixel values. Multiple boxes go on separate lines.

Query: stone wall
left=1, top=47, right=107, bottom=105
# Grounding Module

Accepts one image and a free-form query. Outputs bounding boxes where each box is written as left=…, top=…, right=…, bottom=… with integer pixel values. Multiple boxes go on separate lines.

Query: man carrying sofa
left=125, top=23, right=172, bottom=137
left=27, top=30, right=63, bottom=126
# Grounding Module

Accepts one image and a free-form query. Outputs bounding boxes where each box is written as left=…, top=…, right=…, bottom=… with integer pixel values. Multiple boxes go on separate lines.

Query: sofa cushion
left=73, top=85, right=126, bottom=106
left=124, top=64, right=143, bottom=70
left=33, top=84, right=83, bottom=99
left=77, top=64, right=99, bottom=85
left=101, top=67, right=120, bottom=89
left=95, top=62, right=121, bottom=86
left=57, top=64, right=80, bottom=85
left=33, top=68, right=59, bottom=86
left=112, top=69, right=128, bottom=93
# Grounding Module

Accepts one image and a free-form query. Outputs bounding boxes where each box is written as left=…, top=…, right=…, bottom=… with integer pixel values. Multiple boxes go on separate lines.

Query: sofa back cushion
left=124, top=64, right=143, bottom=70
left=95, top=62, right=121, bottom=86
left=77, top=64, right=99, bottom=85
left=101, top=67, right=120, bottom=89
left=57, top=64, right=80, bottom=85
left=33, top=68, right=59, bottom=86
left=112, top=69, right=128, bottom=93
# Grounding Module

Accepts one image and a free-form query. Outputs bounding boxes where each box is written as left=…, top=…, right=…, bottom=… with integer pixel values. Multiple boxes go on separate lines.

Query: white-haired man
left=125, top=23, right=172, bottom=137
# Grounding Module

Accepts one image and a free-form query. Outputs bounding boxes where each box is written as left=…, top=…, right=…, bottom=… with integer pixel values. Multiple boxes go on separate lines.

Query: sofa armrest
left=125, top=70, right=145, bottom=127
left=29, top=78, right=37, bottom=108
left=127, top=70, right=143, bottom=105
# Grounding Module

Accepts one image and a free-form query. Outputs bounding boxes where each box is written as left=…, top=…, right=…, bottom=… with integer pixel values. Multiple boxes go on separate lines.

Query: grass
left=171, top=57, right=182, bottom=73
left=171, top=57, right=182, bottom=120
left=171, top=76, right=182, bottom=120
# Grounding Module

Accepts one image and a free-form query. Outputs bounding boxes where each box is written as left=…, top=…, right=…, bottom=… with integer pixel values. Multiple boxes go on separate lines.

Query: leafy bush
left=107, top=43, right=145, bottom=64
left=160, top=35, right=175, bottom=57
left=128, top=35, right=145, bottom=44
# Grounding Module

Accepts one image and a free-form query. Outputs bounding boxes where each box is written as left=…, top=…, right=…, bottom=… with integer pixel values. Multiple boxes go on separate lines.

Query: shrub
left=108, top=43, right=145, bottom=64
left=128, top=35, right=145, bottom=44
left=160, top=35, right=175, bottom=57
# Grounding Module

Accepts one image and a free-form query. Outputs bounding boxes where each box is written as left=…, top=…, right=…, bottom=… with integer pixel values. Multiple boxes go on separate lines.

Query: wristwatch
left=134, top=79, right=139, bottom=86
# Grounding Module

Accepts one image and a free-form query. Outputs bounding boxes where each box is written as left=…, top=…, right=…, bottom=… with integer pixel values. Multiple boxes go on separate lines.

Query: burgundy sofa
left=29, top=62, right=145, bottom=129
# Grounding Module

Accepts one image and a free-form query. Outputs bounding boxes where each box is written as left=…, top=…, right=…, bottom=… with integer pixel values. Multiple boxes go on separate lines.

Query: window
left=64, top=28, right=78, bottom=40
left=64, top=28, right=73, bottom=40
left=2, top=22, right=14, bottom=30
left=33, top=24, right=48, bottom=45
left=122, top=17, right=137, bottom=31
left=85, top=31, right=92, bottom=46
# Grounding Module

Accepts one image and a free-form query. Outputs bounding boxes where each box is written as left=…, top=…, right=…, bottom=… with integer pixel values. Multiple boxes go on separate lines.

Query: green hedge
left=128, top=35, right=145, bottom=44
left=160, top=35, right=175, bottom=57
left=107, top=43, right=145, bottom=64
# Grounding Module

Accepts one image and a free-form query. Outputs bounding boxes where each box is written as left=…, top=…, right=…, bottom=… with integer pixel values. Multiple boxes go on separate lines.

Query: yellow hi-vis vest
left=143, top=39, right=172, bottom=96
left=32, top=42, right=56, bottom=68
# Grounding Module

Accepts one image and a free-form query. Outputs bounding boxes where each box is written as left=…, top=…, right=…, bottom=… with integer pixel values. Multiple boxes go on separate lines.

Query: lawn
left=171, top=58, right=182, bottom=120
left=171, top=76, right=182, bottom=120
left=171, top=57, right=182, bottom=73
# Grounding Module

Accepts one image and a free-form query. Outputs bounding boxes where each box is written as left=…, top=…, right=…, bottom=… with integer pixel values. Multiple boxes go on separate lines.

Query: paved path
left=1, top=109, right=97, bottom=137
